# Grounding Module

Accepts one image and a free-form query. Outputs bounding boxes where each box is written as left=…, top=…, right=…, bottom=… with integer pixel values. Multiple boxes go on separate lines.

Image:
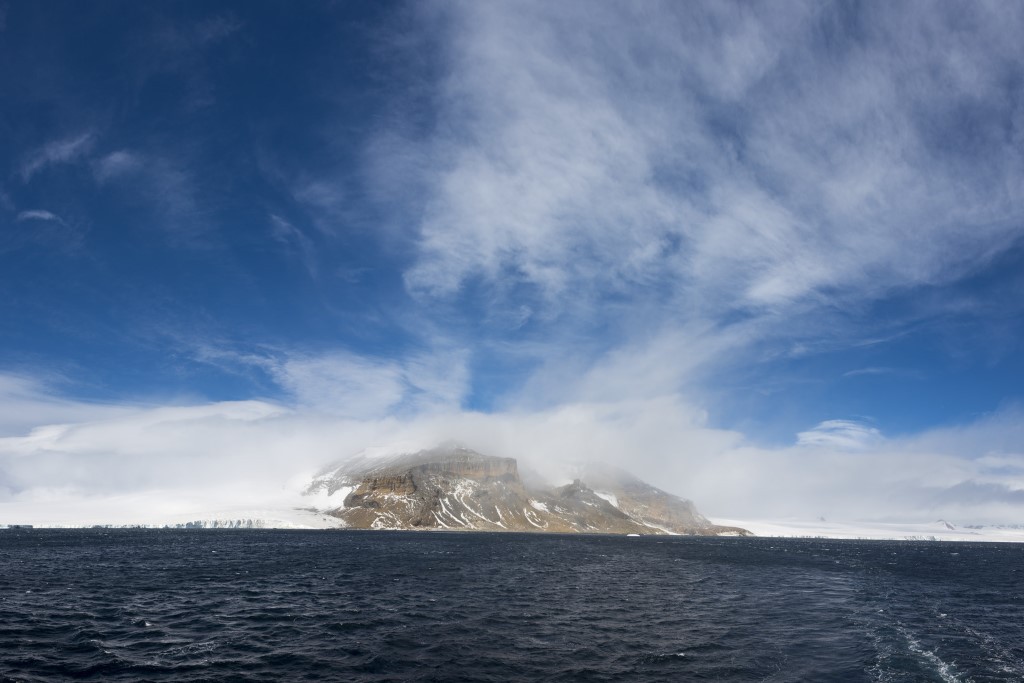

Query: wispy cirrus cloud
left=0, top=374, right=132, bottom=437
left=189, top=345, right=472, bottom=420
left=269, top=215, right=318, bottom=278
left=15, top=210, right=64, bottom=224
left=842, top=367, right=926, bottom=380
left=395, top=1, right=1024, bottom=340
left=152, top=12, right=242, bottom=52
left=19, top=132, right=96, bottom=182
left=290, top=180, right=351, bottom=236
left=5, top=208, right=83, bottom=253
left=92, top=150, right=142, bottom=183
left=843, top=367, right=897, bottom=378
left=93, top=149, right=205, bottom=241
left=267, top=349, right=470, bottom=419
left=796, top=419, right=884, bottom=450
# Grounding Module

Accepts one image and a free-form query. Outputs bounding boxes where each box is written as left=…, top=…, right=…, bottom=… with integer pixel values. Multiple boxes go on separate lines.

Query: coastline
left=4, top=509, right=1024, bottom=543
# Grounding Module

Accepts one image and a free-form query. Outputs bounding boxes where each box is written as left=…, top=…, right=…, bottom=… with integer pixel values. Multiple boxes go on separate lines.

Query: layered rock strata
left=305, top=443, right=750, bottom=536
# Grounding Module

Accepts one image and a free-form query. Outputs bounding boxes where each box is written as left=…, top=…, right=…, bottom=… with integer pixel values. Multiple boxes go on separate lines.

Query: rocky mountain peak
left=304, top=443, right=749, bottom=536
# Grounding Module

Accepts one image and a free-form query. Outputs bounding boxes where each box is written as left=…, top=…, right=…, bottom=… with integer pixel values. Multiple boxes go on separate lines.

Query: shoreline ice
left=713, top=518, right=1024, bottom=543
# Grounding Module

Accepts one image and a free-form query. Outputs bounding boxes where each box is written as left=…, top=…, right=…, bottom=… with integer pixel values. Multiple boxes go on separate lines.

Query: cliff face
left=305, top=443, right=750, bottom=536
left=410, top=452, right=518, bottom=481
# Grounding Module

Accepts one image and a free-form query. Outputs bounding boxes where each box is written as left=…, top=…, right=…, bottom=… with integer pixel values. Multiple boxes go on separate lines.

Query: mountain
left=576, top=462, right=717, bottom=533
left=304, top=443, right=750, bottom=536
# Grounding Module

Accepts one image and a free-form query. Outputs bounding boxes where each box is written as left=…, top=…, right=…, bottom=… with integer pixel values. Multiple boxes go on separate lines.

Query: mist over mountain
left=305, top=443, right=748, bottom=536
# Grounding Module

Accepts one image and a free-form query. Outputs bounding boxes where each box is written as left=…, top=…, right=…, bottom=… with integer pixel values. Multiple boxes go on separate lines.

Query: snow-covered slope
left=0, top=503, right=343, bottom=529
left=715, top=518, right=1024, bottom=543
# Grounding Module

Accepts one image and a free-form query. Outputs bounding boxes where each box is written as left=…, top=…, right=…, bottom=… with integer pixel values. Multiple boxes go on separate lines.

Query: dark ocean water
left=1, top=531, right=1022, bottom=682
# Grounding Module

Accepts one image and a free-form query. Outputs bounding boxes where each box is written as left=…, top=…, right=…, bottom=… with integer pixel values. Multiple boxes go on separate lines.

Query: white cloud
left=194, top=14, right=242, bottom=45
left=843, top=367, right=895, bottom=378
left=0, top=374, right=133, bottom=437
left=259, top=348, right=470, bottom=419
left=92, top=150, right=204, bottom=240
left=20, top=132, right=95, bottom=181
left=292, top=180, right=350, bottom=235
left=796, top=420, right=883, bottom=450
left=269, top=214, right=318, bottom=277
left=508, top=321, right=757, bottom=410
left=391, top=1, right=1024, bottom=334
left=0, top=399, right=297, bottom=498
left=2, top=381, right=1023, bottom=526
left=93, top=150, right=142, bottom=182
left=15, top=209, right=64, bottom=224
left=269, top=353, right=407, bottom=419
left=401, top=349, right=471, bottom=412
left=18, top=141, right=203, bottom=241
left=154, top=13, right=242, bottom=52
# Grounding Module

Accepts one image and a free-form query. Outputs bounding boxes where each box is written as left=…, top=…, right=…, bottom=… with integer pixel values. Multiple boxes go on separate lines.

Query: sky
left=2, top=0, right=1024, bottom=524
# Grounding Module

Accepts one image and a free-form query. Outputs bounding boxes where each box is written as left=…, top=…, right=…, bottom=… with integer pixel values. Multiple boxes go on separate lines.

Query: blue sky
left=2, top=1, right=1024, bottom=522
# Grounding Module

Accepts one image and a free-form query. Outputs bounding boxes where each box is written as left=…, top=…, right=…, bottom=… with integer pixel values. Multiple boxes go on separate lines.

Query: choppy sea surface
left=1, top=530, right=1022, bottom=682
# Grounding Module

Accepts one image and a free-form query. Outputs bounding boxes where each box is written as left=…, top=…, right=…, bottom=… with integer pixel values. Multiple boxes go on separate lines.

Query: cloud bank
left=2, top=371, right=1023, bottom=526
